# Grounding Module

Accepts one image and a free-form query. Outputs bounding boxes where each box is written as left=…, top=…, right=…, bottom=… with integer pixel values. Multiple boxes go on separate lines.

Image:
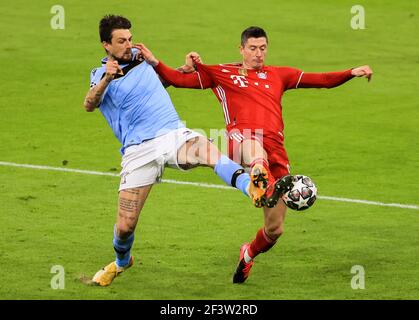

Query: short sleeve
left=89, top=67, right=105, bottom=88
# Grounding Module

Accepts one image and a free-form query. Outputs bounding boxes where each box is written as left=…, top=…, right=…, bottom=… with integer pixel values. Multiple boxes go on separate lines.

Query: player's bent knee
left=205, top=139, right=222, bottom=162
left=265, top=225, right=284, bottom=240
left=191, top=136, right=221, bottom=167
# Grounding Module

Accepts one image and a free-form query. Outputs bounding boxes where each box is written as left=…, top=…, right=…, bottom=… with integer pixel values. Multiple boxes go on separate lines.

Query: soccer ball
left=282, top=175, right=317, bottom=211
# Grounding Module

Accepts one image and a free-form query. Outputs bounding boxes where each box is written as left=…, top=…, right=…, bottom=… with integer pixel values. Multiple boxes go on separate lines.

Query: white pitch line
left=0, top=161, right=119, bottom=177
left=318, top=195, right=419, bottom=210
left=1, top=161, right=418, bottom=211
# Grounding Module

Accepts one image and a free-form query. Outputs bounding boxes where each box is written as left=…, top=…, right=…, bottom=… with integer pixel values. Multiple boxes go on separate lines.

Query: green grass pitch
left=0, top=0, right=418, bottom=299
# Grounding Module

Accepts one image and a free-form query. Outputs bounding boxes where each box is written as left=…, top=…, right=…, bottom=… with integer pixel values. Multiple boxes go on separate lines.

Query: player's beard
left=112, top=51, right=132, bottom=64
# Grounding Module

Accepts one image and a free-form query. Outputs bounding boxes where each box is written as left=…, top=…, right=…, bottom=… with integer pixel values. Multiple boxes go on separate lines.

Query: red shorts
left=227, top=129, right=290, bottom=180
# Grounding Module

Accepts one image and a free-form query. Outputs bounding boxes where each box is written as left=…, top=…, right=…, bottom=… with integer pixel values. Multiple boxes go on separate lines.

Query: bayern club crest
left=257, top=72, right=267, bottom=79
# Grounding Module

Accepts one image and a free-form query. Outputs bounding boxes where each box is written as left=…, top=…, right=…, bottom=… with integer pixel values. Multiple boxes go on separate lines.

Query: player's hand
left=105, top=56, right=123, bottom=81
left=181, top=52, right=202, bottom=73
left=351, top=65, right=373, bottom=82
left=133, top=43, right=159, bottom=67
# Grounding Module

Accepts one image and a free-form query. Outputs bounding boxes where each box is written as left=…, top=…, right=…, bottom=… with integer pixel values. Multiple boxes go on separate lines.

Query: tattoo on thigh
left=124, top=189, right=140, bottom=195
left=119, top=197, right=140, bottom=213
left=118, top=211, right=138, bottom=223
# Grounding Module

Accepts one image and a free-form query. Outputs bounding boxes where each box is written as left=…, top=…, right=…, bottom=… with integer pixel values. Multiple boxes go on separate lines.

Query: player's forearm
left=298, top=69, right=354, bottom=89
left=83, top=76, right=112, bottom=111
left=154, top=61, right=202, bottom=89
left=159, top=66, right=193, bottom=88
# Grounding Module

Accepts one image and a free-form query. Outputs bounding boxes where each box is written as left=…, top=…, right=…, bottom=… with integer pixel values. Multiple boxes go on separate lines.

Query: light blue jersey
left=89, top=48, right=184, bottom=154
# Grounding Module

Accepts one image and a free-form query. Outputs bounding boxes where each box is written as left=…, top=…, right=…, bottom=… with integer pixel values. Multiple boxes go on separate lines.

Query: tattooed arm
left=83, top=75, right=112, bottom=111
left=83, top=57, right=122, bottom=112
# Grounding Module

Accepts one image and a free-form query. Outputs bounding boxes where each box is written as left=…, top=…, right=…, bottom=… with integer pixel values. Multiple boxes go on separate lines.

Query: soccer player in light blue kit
left=83, top=15, right=270, bottom=286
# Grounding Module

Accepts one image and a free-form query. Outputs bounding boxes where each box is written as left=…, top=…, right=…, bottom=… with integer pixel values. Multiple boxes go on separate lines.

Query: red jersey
left=154, top=61, right=353, bottom=136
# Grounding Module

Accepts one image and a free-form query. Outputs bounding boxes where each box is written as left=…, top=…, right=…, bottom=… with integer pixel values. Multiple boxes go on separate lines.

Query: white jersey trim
left=296, top=71, right=304, bottom=88
left=230, top=132, right=243, bottom=143
left=215, top=85, right=231, bottom=125
left=196, top=72, right=204, bottom=89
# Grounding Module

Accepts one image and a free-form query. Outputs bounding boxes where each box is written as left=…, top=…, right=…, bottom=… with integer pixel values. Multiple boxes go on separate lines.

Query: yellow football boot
left=248, top=163, right=268, bottom=208
left=92, top=256, right=134, bottom=286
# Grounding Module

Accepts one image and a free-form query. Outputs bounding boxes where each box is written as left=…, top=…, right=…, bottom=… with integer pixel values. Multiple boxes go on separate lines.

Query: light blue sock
left=214, top=155, right=250, bottom=197
left=113, top=225, right=134, bottom=268
left=235, top=171, right=251, bottom=197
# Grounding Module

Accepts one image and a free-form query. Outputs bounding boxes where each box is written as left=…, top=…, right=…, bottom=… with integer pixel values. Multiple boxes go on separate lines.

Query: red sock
left=248, top=228, right=277, bottom=259
left=250, top=158, right=275, bottom=186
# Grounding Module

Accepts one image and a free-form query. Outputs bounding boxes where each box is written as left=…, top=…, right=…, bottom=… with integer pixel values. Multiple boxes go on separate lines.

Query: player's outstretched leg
left=178, top=136, right=267, bottom=207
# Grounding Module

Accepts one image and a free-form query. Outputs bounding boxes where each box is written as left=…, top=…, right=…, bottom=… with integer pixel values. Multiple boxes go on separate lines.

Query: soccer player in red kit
left=136, top=26, right=373, bottom=283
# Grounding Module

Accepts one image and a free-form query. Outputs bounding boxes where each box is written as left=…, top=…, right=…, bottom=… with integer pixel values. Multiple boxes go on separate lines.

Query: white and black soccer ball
left=282, top=175, right=317, bottom=211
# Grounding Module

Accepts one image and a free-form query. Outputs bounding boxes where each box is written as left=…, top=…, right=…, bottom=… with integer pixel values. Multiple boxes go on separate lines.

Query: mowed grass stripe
left=1, top=161, right=418, bottom=211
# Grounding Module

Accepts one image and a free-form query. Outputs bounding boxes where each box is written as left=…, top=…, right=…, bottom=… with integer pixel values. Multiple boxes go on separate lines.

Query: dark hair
left=99, top=15, right=131, bottom=43
left=241, top=26, right=268, bottom=46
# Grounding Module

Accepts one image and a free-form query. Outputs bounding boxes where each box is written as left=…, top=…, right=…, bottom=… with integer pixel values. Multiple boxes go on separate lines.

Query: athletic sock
left=248, top=228, right=277, bottom=259
left=113, top=225, right=134, bottom=268
left=214, top=155, right=250, bottom=197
